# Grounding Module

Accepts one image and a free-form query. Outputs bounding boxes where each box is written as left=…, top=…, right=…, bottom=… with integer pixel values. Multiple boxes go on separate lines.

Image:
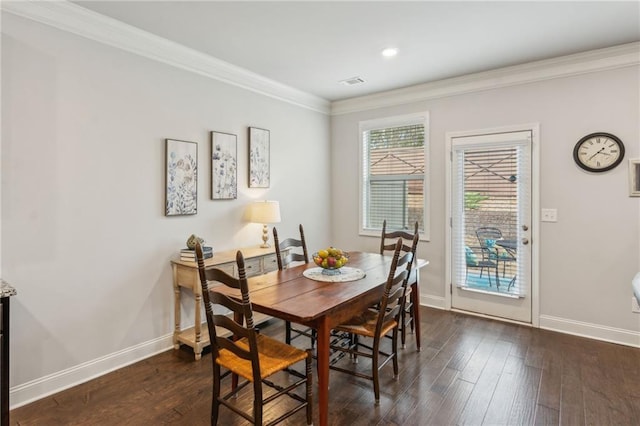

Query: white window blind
left=360, top=114, right=428, bottom=237
left=452, top=137, right=530, bottom=296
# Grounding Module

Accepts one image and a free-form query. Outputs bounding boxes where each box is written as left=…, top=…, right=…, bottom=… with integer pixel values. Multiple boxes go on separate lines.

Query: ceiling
left=73, top=1, right=640, bottom=102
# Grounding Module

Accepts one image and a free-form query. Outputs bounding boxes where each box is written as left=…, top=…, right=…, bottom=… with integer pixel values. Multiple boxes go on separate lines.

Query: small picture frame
left=165, top=138, right=198, bottom=216
left=211, top=131, right=237, bottom=200
left=630, top=159, right=640, bottom=197
left=248, top=127, right=270, bottom=188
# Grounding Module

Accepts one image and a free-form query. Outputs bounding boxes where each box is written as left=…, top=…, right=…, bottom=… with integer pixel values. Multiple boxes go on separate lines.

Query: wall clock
left=573, top=132, right=625, bottom=172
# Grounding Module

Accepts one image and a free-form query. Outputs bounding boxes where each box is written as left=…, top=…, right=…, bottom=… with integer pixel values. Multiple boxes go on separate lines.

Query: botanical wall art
left=630, top=159, right=640, bottom=197
left=211, top=131, right=237, bottom=200
left=165, top=138, right=197, bottom=216
left=248, top=126, right=270, bottom=188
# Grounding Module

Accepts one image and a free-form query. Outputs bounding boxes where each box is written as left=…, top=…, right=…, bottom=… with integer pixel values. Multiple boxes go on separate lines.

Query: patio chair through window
left=465, top=245, right=498, bottom=287
left=475, top=226, right=516, bottom=278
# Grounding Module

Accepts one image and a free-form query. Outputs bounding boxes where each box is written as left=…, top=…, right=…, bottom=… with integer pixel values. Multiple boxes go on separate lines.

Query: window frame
left=358, top=111, right=430, bottom=241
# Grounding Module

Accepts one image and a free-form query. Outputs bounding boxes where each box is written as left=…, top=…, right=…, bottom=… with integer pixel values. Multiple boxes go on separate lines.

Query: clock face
left=573, top=132, right=625, bottom=172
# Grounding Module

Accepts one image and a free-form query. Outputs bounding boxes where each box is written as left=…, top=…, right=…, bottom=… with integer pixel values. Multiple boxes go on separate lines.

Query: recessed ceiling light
left=381, top=47, right=398, bottom=58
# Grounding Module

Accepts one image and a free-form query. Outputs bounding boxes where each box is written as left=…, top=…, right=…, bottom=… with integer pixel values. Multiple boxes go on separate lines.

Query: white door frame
left=445, top=123, right=540, bottom=326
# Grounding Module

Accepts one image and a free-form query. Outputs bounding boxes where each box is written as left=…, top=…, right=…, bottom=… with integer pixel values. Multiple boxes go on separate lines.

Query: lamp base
left=260, top=224, right=270, bottom=248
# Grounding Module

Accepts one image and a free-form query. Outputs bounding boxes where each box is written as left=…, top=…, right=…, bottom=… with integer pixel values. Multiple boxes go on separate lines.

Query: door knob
left=522, top=225, right=528, bottom=231
left=522, top=238, right=529, bottom=245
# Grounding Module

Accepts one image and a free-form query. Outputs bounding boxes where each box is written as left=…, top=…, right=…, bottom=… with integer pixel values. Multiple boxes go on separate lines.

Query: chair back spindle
left=379, top=219, right=421, bottom=350
left=376, top=239, right=413, bottom=335
left=196, top=245, right=257, bottom=366
left=273, top=224, right=309, bottom=270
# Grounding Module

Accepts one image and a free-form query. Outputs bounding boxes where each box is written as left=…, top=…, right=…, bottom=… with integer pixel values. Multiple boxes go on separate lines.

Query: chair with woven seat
left=272, top=224, right=317, bottom=348
left=379, top=220, right=420, bottom=351
left=195, top=243, right=312, bottom=426
left=475, top=226, right=516, bottom=278
left=329, top=238, right=412, bottom=405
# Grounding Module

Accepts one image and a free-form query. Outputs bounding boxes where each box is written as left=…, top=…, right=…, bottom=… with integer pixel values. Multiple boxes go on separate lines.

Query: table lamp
left=247, top=200, right=281, bottom=248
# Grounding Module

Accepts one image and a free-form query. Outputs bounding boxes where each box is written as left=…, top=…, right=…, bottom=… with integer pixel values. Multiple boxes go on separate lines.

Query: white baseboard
left=539, top=314, right=640, bottom=348
left=418, top=296, right=640, bottom=348
left=421, top=294, right=445, bottom=310
left=10, top=334, right=174, bottom=409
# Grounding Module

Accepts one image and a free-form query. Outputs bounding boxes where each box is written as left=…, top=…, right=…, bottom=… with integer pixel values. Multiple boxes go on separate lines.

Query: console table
left=0, top=280, right=16, bottom=426
left=170, top=246, right=282, bottom=360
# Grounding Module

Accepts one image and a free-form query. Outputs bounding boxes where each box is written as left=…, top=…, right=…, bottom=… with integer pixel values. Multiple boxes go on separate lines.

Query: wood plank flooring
left=11, top=307, right=640, bottom=425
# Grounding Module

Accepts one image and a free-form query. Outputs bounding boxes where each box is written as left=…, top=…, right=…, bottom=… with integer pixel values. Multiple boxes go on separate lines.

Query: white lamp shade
left=247, top=200, right=281, bottom=224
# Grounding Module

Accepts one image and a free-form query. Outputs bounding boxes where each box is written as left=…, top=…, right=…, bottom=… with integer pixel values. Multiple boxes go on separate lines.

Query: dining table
left=212, top=251, right=428, bottom=426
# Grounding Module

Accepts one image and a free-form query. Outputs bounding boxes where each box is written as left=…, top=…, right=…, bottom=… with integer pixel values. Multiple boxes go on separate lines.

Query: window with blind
left=359, top=112, right=429, bottom=239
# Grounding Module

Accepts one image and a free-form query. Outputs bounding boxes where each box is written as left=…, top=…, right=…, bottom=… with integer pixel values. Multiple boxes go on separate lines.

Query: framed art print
left=630, top=159, right=640, bottom=197
left=211, top=131, right=237, bottom=200
left=165, top=138, right=197, bottom=216
left=248, top=127, right=270, bottom=188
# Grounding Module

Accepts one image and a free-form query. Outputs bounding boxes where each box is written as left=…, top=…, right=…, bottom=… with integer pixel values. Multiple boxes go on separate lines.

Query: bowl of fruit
left=313, top=247, right=349, bottom=275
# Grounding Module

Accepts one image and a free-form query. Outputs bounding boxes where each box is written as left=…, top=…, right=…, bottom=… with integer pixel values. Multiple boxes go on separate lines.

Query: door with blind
left=447, top=129, right=534, bottom=323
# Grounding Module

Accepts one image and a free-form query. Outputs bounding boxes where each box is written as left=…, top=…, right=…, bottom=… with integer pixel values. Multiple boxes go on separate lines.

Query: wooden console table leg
left=193, top=291, right=202, bottom=360
left=172, top=265, right=181, bottom=350
left=193, top=283, right=202, bottom=361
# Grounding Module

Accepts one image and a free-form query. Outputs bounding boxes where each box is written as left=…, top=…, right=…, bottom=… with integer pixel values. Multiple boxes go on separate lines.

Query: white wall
left=2, top=13, right=330, bottom=405
left=3, top=4, right=639, bottom=410
left=331, top=66, right=640, bottom=342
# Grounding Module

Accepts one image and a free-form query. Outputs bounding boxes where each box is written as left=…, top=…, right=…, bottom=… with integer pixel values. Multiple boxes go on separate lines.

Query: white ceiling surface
left=73, top=1, right=640, bottom=101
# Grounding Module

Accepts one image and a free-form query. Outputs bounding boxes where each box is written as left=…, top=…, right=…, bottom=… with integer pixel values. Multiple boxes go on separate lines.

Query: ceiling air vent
left=339, top=76, right=366, bottom=86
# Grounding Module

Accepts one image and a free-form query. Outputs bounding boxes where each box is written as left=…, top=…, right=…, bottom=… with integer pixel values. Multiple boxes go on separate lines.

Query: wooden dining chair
left=379, top=220, right=420, bottom=351
left=195, top=243, right=313, bottom=426
left=272, top=225, right=317, bottom=348
left=329, top=238, right=412, bottom=405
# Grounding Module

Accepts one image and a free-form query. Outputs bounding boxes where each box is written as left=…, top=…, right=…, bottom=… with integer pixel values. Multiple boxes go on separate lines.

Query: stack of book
left=180, top=246, right=213, bottom=262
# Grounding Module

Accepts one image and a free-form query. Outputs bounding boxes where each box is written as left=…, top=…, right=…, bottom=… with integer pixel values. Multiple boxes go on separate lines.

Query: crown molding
left=4, top=1, right=637, bottom=118
left=331, top=42, right=640, bottom=116
left=1, top=0, right=331, bottom=115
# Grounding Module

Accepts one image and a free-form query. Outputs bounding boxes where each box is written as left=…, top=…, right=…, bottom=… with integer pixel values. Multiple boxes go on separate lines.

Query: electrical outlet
left=632, top=297, right=640, bottom=314
left=541, top=208, right=557, bottom=222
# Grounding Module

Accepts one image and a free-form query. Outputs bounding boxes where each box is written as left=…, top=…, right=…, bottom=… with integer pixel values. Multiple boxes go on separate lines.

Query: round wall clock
left=573, top=132, right=625, bottom=172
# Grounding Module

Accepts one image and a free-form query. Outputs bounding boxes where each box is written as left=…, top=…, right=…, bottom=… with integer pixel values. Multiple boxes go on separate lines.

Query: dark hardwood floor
left=11, top=307, right=640, bottom=425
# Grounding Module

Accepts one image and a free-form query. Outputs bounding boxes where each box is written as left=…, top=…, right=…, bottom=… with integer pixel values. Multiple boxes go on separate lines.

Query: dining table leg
left=317, top=316, right=330, bottom=426
left=411, top=280, right=421, bottom=351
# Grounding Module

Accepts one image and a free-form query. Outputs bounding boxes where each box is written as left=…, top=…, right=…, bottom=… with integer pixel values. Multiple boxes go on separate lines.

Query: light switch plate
left=541, top=208, right=557, bottom=222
